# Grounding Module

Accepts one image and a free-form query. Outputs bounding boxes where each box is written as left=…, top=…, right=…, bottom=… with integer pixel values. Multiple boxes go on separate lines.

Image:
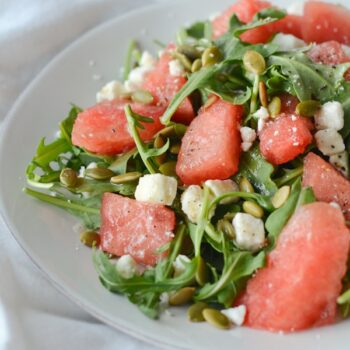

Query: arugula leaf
left=123, top=40, right=140, bottom=81
left=59, top=105, right=82, bottom=143
left=108, top=148, right=138, bottom=174
left=236, top=145, right=278, bottom=196
left=336, top=83, right=350, bottom=138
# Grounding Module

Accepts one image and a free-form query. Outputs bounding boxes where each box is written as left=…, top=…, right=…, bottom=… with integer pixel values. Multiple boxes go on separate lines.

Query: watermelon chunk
left=302, top=2, right=350, bottom=44
left=307, top=41, right=349, bottom=65
left=273, top=15, right=303, bottom=39
left=100, top=193, right=176, bottom=266
left=239, top=202, right=350, bottom=332
left=142, top=48, right=195, bottom=125
left=72, top=99, right=164, bottom=155
left=259, top=114, right=313, bottom=165
left=302, top=152, right=350, bottom=220
left=176, top=98, right=243, bottom=185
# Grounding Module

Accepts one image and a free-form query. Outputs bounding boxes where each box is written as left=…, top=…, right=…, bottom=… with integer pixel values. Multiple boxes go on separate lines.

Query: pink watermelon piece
left=142, top=47, right=195, bottom=125
left=72, top=99, right=165, bottom=155
left=176, top=98, right=243, bottom=185
left=273, top=15, right=303, bottom=39
left=302, top=152, right=350, bottom=220
left=308, top=41, right=349, bottom=65
left=100, top=193, right=176, bottom=266
left=238, top=202, right=350, bottom=332
left=259, top=114, right=313, bottom=165
left=302, top=2, right=350, bottom=45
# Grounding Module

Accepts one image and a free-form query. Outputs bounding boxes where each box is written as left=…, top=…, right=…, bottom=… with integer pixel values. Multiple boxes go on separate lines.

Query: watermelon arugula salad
left=25, top=0, right=350, bottom=332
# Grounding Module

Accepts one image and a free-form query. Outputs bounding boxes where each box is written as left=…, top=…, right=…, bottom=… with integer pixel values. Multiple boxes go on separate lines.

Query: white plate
left=0, top=0, right=349, bottom=349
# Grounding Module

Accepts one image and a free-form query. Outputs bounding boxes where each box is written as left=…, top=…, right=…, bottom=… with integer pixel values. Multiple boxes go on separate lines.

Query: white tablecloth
left=0, top=1, right=168, bottom=349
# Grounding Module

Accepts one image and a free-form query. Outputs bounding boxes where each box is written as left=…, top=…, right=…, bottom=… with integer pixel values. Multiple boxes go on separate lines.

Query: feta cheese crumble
left=181, top=185, right=204, bottom=223
left=272, top=33, right=306, bottom=51
left=240, top=126, right=257, bottom=152
left=221, top=305, right=247, bottom=326
left=329, top=151, right=349, bottom=177
left=315, top=129, right=345, bottom=156
left=254, top=107, right=270, bottom=132
left=205, top=179, right=239, bottom=204
left=168, top=59, right=185, bottom=77
left=287, top=2, right=304, bottom=16
left=96, top=80, right=125, bottom=103
left=115, top=255, right=139, bottom=279
left=173, top=254, right=191, bottom=277
left=135, top=174, right=177, bottom=206
left=314, top=101, right=344, bottom=131
left=232, top=213, right=265, bottom=252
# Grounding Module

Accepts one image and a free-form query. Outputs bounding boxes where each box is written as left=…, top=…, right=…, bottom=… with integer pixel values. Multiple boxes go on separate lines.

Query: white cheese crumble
left=314, top=101, right=344, bottom=131
left=140, top=51, right=157, bottom=68
left=272, top=33, right=306, bottom=51
left=221, top=305, right=247, bottom=326
left=96, top=80, right=125, bottom=103
left=173, top=254, right=191, bottom=277
left=232, top=213, right=265, bottom=252
left=254, top=107, right=270, bottom=132
left=287, top=2, right=304, bottom=16
left=315, top=129, right=345, bottom=156
left=168, top=59, right=185, bottom=77
left=329, top=151, right=349, bottom=177
left=135, top=174, right=177, bottom=206
left=181, top=185, right=204, bottom=223
left=205, top=179, right=239, bottom=204
left=240, top=126, right=257, bottom=152
left=115, top=255, right=139, bottom=279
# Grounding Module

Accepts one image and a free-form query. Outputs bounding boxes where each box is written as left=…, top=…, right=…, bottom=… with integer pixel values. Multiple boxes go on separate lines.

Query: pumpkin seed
left=110, top=172, right=142, bottom=184
left=177, top=45, right=202, bottom=60
left=156, top=125, right=175, bottom=138
left=85, top=167, right=115, bottom=180
left=243, top=200, right=264, bottom=218
left=60, top=168, right=78, bottom=188
left=80, top=231, right=100, bottom=247
left=159, top=161, right=177, bottom=177
left=202, top=309, right=230, bottom=329
left=201, top=46, right=222, bottom=67
left=170, top=143, right=181, bottom=154
left=174, top=123, right=187, bottom=137
left=180, top=234, right=194, bottom=255
left=169, top=287, right=196, bottom=306
left=131, top=89, right=154, bottom=104
left=217, top=219, right=235, bottom=239
left=195, top=256, right=208, bottom=286
left=259, top=81, right=268, bottom=108
left=268, top=96, right=282, bottom=118
left=173, top=52, right=192, bottom=71
left=187, top=302, right=208, bottom=322
left=243, top=50, right=266, bottom=75
left=295, top=100, right=320, bottom=117
left=223, top=212, right=236, bottom=221
left=153, top=135, right=167, bottom=165
left=271, top=185, right=290, bottom=209
left=191, top=58, right=202, bottom=73
left=239, top=177, right=255, bottom=193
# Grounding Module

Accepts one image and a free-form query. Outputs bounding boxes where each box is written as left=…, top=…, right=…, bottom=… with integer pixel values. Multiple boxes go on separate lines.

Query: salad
left=25, top=0, right=350, bottom=332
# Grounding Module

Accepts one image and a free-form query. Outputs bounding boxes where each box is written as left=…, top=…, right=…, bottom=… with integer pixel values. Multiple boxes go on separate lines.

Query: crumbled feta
left=168, top=59, right=185, bottom=77
left=272, top=33, right=306, bottom=51
left=341, top=45, right=350, bottom=57
left=78, top=166, right=86, bottom=178
left=96, top=80, right=125, bottom=103
left=232, top=213, right=265, bottom=252
left=115, top=255, right=138, bottom=279
left=315, top=129, right=345, bottom=156
left=205, top=179, right=239, bottom=204
left=135, top=174, right=177, bottom=206
left=173, top=254, right=191, bottom=277
left=140, top=51, right=157, bottom=68
left=221, top=305, right=247, bottom=326
left=181, top=185, right=204, bottom=223
left=314, top=101, right=344, bottom=131
left=330, top=201, right=341, bottom=210
left=254, top=107, right=270, bottom=132
left=209, top=12, right=220, bottom=21
left=240, top=127, right=257, bottom=143
left=159, top=292, right=170, bottom=306
left=86, top=162, right=98, bottom=169
left=241, top=142, right=253, bottom=152
left=287, top=2, right=304, bottom=16
left=124, top=66, right=152, bottom=92
left=329, top=151, right=349, bottom=177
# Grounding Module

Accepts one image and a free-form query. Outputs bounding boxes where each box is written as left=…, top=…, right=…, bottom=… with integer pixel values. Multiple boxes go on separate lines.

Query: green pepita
left=169, top=287, right=196, bottom=306
left=201, top=46, right=222, bottom=67
left=243, top=50, right=266, bottom=75
left=191, top=58, right=202, bottom=73
left=223, top=212, right=236, bottom=221
left=110, top=172, right=142, bottom=184
left=174, top=123, right=187, bottom=137
left=60, top=168, right=78, bottom=188
left=154, top=135, right=167, bottom=165
left=271, top=185, right=291, bottom=209
left=170, top=143, right=181, bottom=154
left=177, top=45, right=202, bottom=60
left=85, top=167, right=115, bottom=180
left=156, top=125, right=175, bottom=138
left=131, top=89, right=154, bottom=104
left=217, top=219, right=235, bottom=239
left=259, top=81, right=268, bottom=108
left=239, top=177, right=255, bottom=193
left=295, top=100, right=320, bottom=117
left=195, top=256, right=208, bottom=286
left=243, top=201, right=264, bottom=218
left=172, top=52, right=192, bottom=71
left=268, top=96, right=282, bottom=118
left=159, top=161, right=177, bottom=177
left=202, top=308, right=230, bottom=329
left=187, top=302, right=208, bottom=322
left=80, top=231, right=100, bottom=248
